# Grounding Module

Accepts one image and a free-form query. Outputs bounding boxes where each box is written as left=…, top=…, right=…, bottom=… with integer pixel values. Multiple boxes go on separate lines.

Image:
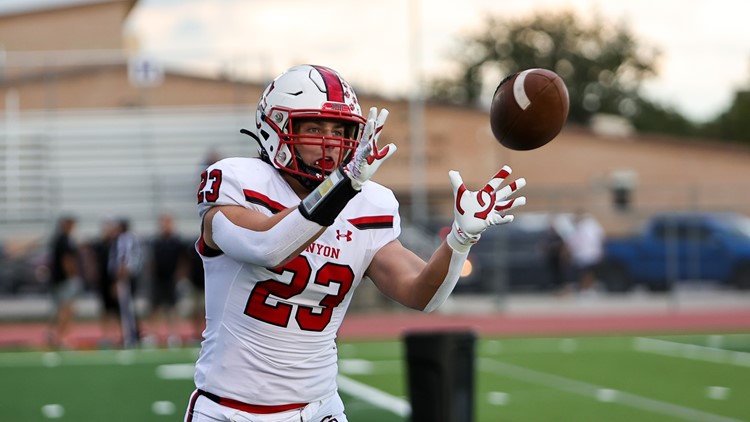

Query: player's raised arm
left=367, top=166, right=526, bottom=312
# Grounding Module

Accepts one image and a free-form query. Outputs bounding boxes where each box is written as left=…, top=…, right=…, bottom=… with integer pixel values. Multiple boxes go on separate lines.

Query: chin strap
left=291, top=151, right=328, bottom=191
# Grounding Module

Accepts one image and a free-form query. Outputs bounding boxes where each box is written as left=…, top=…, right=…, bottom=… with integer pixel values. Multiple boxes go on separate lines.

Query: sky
left=123, top=0, right=750, bottom=122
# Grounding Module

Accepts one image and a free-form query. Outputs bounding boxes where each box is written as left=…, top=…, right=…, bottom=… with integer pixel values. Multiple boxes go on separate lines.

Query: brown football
left=490, top=68, right=569, bottom=151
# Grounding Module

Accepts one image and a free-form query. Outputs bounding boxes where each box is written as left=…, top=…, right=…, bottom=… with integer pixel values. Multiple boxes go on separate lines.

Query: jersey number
left=244, top=255, right=354, bottom=332
left=197, top=169, right=222, bottom=203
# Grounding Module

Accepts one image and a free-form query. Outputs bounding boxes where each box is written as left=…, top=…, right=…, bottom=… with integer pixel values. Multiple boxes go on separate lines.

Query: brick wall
left=3, top=67, right=750, bottom=236
left=1, top=1, right=749, bottom=235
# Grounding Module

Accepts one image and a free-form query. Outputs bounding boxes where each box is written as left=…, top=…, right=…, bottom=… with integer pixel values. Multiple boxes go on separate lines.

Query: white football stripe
left=480, top=358, right=742, bottom=422
left=337, top=374, right=411, bottom=417
left=156, top=363, right=195, bottom=379
left=633, top=337, right=750, bottom=366
left=513, top=69, right=534, bottom=110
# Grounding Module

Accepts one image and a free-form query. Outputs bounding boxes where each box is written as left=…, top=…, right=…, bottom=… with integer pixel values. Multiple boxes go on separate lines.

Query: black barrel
left=404, top=330, right=476, bottom=422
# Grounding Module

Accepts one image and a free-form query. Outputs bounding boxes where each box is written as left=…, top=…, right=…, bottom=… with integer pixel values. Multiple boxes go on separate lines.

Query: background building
left=2, top=0, right=750, bottom=243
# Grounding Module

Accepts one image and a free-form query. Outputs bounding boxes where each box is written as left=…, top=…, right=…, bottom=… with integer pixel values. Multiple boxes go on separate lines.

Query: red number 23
left=245, top=256, right=354, bottom=332
left=197, top=169, right=222, bottom=203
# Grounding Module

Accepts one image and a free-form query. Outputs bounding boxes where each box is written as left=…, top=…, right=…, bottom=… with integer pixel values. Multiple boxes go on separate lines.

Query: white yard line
left=2, top=350, right=411, bottom=418
left=336, top=374, right=411, bottom=418
left=634, top=337, right=750, bottom=367
left=156, top=363, right=195, bottom=379
left=0, top=348, right=199, bottom=367
left=480, top=358, right=743, bottom=422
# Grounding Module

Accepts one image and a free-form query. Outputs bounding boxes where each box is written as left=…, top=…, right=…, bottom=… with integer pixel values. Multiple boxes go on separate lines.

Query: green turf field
left=1, top=333, right=748, bottom=421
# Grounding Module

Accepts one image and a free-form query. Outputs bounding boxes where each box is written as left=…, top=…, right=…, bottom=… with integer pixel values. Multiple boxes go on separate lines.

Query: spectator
left=47, top=215, right=83, bottom=349
left=89, top=218, right=121, bottom=348
left=541, top=219, right=569, bottom=295
left=185, top=236, right=205, bottom=343
left=109, top=218, right=143, bottom=348
left=567, top=209, right=605, bottom=297
left=146, top=213, right=184, bottom=348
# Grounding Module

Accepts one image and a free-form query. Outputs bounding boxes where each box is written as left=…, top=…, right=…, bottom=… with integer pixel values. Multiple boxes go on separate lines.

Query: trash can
left=404, top=330, right=476, bottom=422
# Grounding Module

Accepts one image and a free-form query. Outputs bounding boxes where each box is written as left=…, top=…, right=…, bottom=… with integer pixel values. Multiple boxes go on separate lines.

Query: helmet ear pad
left=257, top=108, right=293, bottom=168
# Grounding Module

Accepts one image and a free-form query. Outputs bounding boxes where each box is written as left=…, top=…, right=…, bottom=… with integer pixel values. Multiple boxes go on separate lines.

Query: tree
left=428, top=10, right=661, bottom=125
left=630, top=98, right=698, bottom=137
left=701, top=90, right=750, bottom=144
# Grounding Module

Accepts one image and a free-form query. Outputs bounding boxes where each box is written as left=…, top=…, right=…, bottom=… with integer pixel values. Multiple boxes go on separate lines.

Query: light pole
left=408, top=0, right=428, bottom=226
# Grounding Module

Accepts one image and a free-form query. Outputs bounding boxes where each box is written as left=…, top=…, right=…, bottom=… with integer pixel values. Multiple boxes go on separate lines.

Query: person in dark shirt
left=146, top=213, right=184, bottom=347
left=541, top=219, right=569, bottom=295
left=185, top=236, right=205, bottom=343
left=109, top=217, right=143, bottom=348
left=89, top=218, right=120, bottom=347
left=48, top=215, right=83, bottom=348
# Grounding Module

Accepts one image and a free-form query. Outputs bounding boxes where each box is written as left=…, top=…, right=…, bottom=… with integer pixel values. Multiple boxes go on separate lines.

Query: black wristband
left=298, top=167, right=360, bottom=226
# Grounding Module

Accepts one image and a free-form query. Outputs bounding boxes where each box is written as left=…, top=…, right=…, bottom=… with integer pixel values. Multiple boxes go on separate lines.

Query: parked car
left=600, top=211, right=750, bottom=292
left=447, top=213, right=575, bottom=293
left=0, top=242, right=50, bottom=295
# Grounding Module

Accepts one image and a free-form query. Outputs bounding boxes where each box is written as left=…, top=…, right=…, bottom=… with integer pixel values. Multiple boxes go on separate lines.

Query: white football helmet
left=251, top=65, right=365, bottom=189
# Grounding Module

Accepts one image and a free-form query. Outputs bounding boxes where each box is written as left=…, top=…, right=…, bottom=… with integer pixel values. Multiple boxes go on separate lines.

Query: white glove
left=447, top=165, right=527, bottom=253
left=343, top=107, right=397, bottom=190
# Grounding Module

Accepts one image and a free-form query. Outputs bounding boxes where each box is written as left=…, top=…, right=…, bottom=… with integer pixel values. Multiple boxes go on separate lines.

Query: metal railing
left=0, top=105, right=256, bottom=241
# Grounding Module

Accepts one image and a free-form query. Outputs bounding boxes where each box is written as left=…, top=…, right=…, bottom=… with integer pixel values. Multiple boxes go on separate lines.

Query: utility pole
left=408, top=0, right=428, bottom=226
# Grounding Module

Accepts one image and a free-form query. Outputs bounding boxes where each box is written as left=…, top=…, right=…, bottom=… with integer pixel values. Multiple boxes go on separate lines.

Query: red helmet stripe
left=312, top=65, right=344, bottom=103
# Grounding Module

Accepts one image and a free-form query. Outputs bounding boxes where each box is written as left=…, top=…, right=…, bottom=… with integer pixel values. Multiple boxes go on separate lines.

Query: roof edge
left=0, top=0, right=136, bottom=19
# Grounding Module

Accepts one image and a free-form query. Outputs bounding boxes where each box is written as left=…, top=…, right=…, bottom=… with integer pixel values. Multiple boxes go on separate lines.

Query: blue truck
left=599, top=212, right=750, bottom=292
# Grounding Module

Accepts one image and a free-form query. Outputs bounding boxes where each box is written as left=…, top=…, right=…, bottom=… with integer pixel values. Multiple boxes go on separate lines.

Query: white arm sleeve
left=422, top=248, right=469, bottom=313
left=211, top=209, right=322, bottom=268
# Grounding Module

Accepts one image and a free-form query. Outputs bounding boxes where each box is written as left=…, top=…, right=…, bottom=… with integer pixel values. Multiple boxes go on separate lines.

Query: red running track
left=2, top=309, right=750, bottom=350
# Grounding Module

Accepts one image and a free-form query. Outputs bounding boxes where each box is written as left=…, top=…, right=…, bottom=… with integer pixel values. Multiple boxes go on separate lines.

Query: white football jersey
left=194, top=157, right=400, bottom=406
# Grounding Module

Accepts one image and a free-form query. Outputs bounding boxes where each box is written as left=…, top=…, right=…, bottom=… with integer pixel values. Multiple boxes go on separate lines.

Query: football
left=489, top=68, right=569, bottom=151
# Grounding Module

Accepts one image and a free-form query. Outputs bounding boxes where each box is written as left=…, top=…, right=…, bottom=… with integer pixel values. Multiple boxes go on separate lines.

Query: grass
left=1, top=333, right=749, bottom=421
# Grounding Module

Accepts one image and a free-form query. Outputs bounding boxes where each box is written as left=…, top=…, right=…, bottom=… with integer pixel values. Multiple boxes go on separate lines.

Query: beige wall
left=3, top=67, right=750, bottom=235
left=1, top=68, right=263, bottom=109
left=2, top=1, right=750, bottom=235
left=377, top=107, right=750, bottom=234
left=0, top=1, right=134, bottom=53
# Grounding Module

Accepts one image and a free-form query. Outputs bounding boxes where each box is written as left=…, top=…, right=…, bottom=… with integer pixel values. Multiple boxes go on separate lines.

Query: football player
left=185, top=64, right=526, bottom=422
